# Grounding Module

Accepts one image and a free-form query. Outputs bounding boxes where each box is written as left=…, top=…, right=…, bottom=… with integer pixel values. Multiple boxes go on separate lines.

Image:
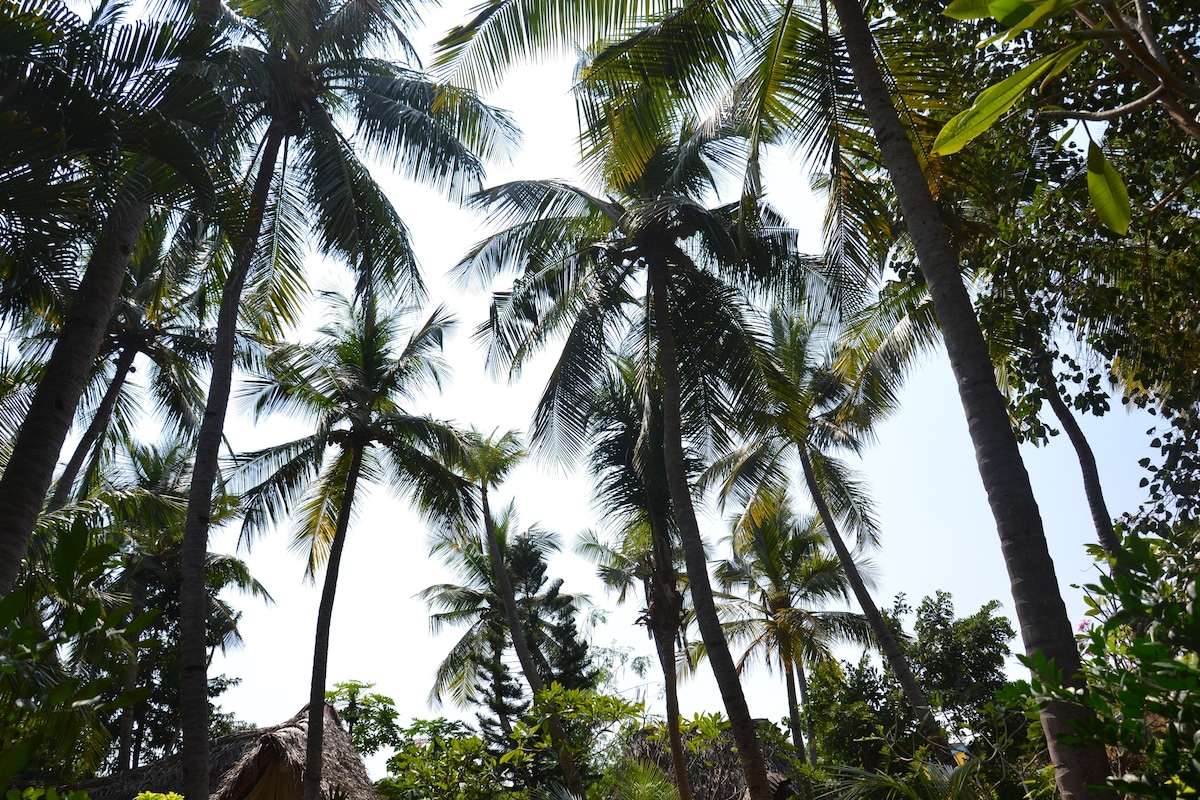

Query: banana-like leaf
left=1087, top=142, right=1131, bottom=235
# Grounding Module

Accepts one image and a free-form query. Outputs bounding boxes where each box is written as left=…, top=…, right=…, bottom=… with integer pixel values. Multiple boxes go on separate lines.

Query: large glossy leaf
left=1086, top=142, right=1131, bottom=235
left=942, top=0, right=992, bottom=18
left=931, top=52, right=1058, bottom=155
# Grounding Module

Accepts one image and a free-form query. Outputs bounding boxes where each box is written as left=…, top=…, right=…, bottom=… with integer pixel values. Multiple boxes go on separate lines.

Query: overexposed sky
left=205, top=0, right=1154, bottom=779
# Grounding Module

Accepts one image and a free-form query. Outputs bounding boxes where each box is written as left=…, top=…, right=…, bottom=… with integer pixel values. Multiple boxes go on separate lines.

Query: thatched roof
left=74, top=705, right=378, bottom=800
left=623, top=721, right=796, bottom=800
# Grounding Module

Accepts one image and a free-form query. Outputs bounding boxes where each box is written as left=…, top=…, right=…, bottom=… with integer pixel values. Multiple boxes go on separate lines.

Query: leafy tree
left=325, top=681, right=401, bottom=758
left=377, top=719, right=513, bottom=800
left=1013, top=525, right=1200, bottom=799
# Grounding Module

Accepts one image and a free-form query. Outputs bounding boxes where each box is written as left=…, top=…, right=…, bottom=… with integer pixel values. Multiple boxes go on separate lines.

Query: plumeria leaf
left=1087, top=142, right=1131, bottom=235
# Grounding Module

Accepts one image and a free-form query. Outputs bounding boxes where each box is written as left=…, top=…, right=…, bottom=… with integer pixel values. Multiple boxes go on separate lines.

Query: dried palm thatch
left=73, top=704, right=378, bottom=800
left=621, top=721, right=796, bottom=800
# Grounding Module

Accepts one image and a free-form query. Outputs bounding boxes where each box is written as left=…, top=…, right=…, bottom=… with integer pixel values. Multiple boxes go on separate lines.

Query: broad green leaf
left=988, top=0, right=1034, bottom=27
left=1087, top=143, right=1131, bottom=235
left=1000, top=0, right=1079, bottom=40
left=0, top=741, right=36, bottom=791
left=1046, top=43, right=1087, bottom=82
left=932, top=54, right=1058, bottom=155
left=943, top=0, right=992, bottom=18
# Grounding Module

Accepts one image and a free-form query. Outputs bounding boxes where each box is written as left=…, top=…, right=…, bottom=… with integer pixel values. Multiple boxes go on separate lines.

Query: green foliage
left=508, top=685, right=644, bottom=782
left=5, top=789, right=91, bottom=800
left=1010, top=526, right=1200, bottom=799
left=134, top=793, right=184, bottom=800
left=378, top=719, right=514, bottom=800
left=326, top=681, right=401, bottom=757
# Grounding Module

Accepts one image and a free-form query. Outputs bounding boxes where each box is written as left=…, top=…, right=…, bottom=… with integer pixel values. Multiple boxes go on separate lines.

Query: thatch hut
left=621, top=721, right=796, bottom=800
left=74, top=704, right=378, bottom=800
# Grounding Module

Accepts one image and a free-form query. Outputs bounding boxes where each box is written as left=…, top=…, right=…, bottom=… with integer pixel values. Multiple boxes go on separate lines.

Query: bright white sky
left=205, top=0, right=1154, bottom=778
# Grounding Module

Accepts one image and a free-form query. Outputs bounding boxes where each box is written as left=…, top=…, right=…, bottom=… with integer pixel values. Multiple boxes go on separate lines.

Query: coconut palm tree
left=436, top=4, right=1111, bottom=795
left=175, top=2, right=518, bottom=792
left=705, top=307, right=954, bottom=762
left=0, top=0, right=222, bottom=597
left=39, top=209, right=211, bottom=513
left=576, top=358, right=694, bottom=800
left=445, top=430, right=587, bottom=796
left=233, top=291, right=470, bottom=800
left=713, top=488, right=872, bottom=767
left=453, top=107, right=812, bottom=798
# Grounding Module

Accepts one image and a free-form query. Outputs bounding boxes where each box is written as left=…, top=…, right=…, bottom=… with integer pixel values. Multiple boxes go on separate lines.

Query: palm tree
left=436, top=4, right=1111, bottom=796
left=175, top=2, right=517, bottom=793
left=446, top=430, right=587, bottom=796
left=41, top=209, right=211, bottom=513
left=453, top=111, right=808, bottom=799
left=576, top=358, right=693, bottom=800
left=713, top=488, right=872, bottom=768
left=234, top=291, right=470, bottom=800
left=0, top=0, right=221, bottom=597
left=706, top=307, right=954, bottom=762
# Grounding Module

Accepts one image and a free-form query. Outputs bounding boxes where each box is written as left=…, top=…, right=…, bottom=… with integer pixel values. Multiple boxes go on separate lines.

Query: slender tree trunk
left=783, top=657, right=805, bottom=756
left=652, top=610, right=692, bottom=800
left=646, top=256, right=773, bottom=800
left=303, top=445, right=364, bottom=800
left=116, top=577, right=143, bottom=772
left=180, top=124, right=285, bottom=800
left=47, top=345, right=138, bottom=513
left=797, top=448, right=955, bottom=764
left=827, top=1, right=1111, bottom=795
left=1033, top=355, right=1119, bottom=555
left=648, top=505, right=692, bottom=800
left=479, top=484, right=586, bottom=797
left=796, top=661, right=817, bottom=768
left=783, top=658, right=815, bottom=800
left=0, top=197, right=149, bottom=595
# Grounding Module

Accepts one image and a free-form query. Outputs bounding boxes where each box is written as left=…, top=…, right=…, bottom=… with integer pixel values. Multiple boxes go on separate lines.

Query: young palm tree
left=447, top=431, right=586, bottom=796
left=176, top=1, right=518, bottom=792
left=706, top=307, right=953, bottom=762
left=234, top=292, right=470, bottom=800
left=454, top=113, right=808, bottom=799
left=714, top=488, right=872, bottom=768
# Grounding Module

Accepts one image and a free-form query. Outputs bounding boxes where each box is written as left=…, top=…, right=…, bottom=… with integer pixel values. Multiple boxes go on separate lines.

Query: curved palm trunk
left=797, top=448, right=955, bottom=764
left=827, top=1, right=1110, bottom=795
left=646, top=256, right=773, bottom=800
left=180, top=124, right=286, bottom=800
left=0, top=197, right=149, bottom=595
left=303, top=445, right=364, bottom=800
left=479, top=484, right=586, bottom=797
left=796, top=661, right=817, bottom=768
left=48, top=345, right=138, bottom=512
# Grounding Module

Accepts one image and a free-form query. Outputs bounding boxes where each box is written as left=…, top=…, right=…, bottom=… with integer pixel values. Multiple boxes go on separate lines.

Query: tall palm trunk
left=648, top=570, right=691, bottom=800
left=47, top=345, right=139, bottom=512
left=782, top=657, right=806, bottom=761
left=303, top=444, right=364, bottom=800
left=0, top=198, right=149, bottom=594
left=646, top=256, right=773, bottom=800
left=795, top=661, right=817, bottom=768
left=648, top=496, right=692, bottom=800
left=782, top=656, right=815, bottom=800
left=180, top=123, right=286, bottom=800
left=827, top=1, right=1110, bottom=795
left=479, top=483, right=586, bottom=797
left=797, top=448, right=954, bottom=763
